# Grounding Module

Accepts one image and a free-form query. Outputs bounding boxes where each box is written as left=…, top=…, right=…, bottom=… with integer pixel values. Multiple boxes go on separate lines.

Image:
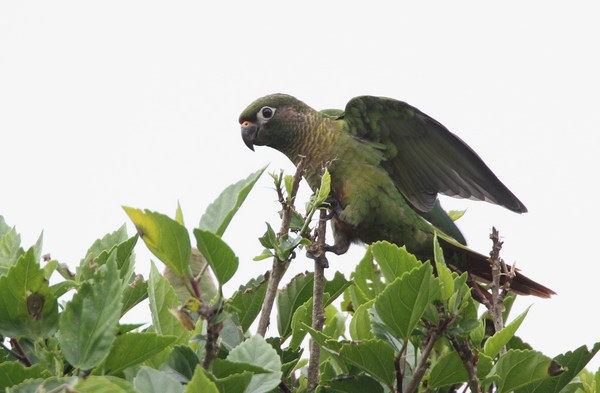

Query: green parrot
left=239, top=94, right=554, bottom=298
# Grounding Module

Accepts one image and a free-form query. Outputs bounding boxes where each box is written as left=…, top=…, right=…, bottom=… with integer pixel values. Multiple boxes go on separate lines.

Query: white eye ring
left=258, top=106, right=276, bottom=122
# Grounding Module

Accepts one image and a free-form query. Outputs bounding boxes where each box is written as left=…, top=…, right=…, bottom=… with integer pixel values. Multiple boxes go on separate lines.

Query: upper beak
left=241, top=121, right=258, bottom=151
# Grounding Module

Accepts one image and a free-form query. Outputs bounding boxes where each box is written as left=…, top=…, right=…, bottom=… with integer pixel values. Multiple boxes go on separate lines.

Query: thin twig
left=307, top=208, right=328, bottom=390
left=489, top=227, right=506, bottom=342
left=190, top=276, right=202, bottom=300
left=405, top=312, right=455, bottom=393
left=202, top=317, right=223, bottom=369
left=257, top=261, right=285, bottom=336
left=449, top=336, right=481, bottom=393
left=394, top=355, right=404, bottom=393
left=9, top=339, right=31, bottom=367
left=278, top=381, right=293, bottom=393
left=404, top=329, right=439, bottom=393
left=257, top=159, right=306, bottom=336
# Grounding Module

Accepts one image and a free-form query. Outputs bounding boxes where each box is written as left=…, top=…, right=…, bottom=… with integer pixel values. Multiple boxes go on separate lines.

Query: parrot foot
left=324, top=244, right=348, bottom=255
left=322, top=197, right=343, bottom=220
left=305, top=248, right=329, bottom=268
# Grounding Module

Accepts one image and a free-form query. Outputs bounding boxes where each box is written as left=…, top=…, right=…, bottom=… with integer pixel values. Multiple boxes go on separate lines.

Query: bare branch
left=449, top=336, right=481, bottom=393
left=489, top=227, right=506, bottom=344
left=405, top=308, right=455, bottom=393
left=7, top=339, right=31, bottom=367
left=394, top=355, right=403, bottom=393
left=307, top=208, right=328, bottom=390
left=257, top=158, right=307, bottom=336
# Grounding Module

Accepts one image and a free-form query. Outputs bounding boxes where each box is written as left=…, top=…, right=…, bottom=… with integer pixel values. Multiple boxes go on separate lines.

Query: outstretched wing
left=341, top=96, right=527, bottom=213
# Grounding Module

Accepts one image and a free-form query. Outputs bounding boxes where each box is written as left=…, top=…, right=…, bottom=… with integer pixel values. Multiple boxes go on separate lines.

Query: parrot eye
left=258, top=106, right=275, bottom=121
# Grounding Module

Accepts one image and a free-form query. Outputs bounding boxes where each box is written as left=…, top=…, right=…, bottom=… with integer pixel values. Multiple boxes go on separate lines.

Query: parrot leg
left=305, top=197, right=349, bottom=263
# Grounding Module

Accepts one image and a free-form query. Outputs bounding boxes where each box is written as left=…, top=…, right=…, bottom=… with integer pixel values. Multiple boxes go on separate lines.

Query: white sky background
left=1, top=1, right=599, bottom=371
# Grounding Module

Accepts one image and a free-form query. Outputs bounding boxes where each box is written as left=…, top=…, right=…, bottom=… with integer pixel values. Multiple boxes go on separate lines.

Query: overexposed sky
left=1, top=2, right=599, bottom=370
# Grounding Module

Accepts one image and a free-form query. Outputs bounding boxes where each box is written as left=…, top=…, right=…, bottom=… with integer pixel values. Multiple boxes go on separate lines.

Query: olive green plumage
left=240, top=94, right=553, bottom=298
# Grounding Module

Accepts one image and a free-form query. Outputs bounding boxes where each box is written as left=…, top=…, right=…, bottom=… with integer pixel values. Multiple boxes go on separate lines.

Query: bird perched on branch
left=239, top=94, right=554, bottom=298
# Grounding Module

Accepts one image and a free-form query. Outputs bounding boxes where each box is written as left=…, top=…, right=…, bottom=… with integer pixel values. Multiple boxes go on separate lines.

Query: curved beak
left=241, top=121, right=258, bottom=151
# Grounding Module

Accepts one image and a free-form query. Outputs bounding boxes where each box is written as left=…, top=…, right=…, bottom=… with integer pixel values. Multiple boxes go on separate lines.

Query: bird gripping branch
left=240, top=94, right=554, bottom=298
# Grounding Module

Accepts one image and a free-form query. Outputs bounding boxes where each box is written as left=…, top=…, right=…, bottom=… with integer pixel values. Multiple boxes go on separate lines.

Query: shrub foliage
left=0, top=168, right=598, bottom=392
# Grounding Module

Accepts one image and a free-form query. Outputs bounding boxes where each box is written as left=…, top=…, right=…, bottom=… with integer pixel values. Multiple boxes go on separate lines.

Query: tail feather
left=439, top=238, right=555, bottom=298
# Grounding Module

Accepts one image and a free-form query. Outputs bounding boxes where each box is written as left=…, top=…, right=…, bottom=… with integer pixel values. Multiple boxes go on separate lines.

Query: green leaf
left=0, top=248, right=59, bottom=339
left=346, top=248, right=385, bottom=308
left=227, top=335, right=283, bottom=393
left=281, top=347, right=304, bottom=380
left=102, top=333, right=177, bottom=375
left=7, top=377, right=77, bottom=393
left=323, top=271, right=352, bottom=307
left=370, top=241, right=421, bottom=282
left=163, top=345, right=200, bottom=382
left=226, top=274, right=269, bottom=332
left=117, top=323, right=144, bottom=334
left=284, top=174, right=294, bottom=201
left=184, top=366, right=219, bottom=393
left=0, top=216, right=11, bottom=235
left=32, top=231, right=44, bottom=266
left=432, top=233, right=445, bottom=264
left=76, top=375, right=139, bottom=393
left=193, top=229, right=238, bottom=286
left=175, top=201, right=185, bottom=226
left=277, top=272, right=314, bottom=337
left=124, top=207, right=191, bottom=277
left=148, top=262, right=188, bottom=339
left=447, top=272, right=471, bottom=316
left=448, top=209, right=466, bottom=221
left=321, top=375, right=384, bottom=393
left=43, top=258, right=58, bottom=280
left=349, top=299, right=375, bottom=341
left=487, top=349, right=556, bottom=393
left=370, top=307, right=404, bottom=353
left=277, top=271, right=350, bottom=339
left=78, top=235, right=138, bottom=286
left=484, top=307, right=530, bottom=359
left=339, top=340, right=396, bottom=390
left=276, top=233, right=310, bottom=261
left=199, top=166, right=266, bottom=237
left=290, top=298, right=312, bottom=349
left=134, top=367, right=183, bottom=393
left=289, top=210, right=305, bottom=232
left=323, top=304, right=346, bottom=339
left=0, top=362, right=51, bottom=390
left=78, top=225, right=128, bottom=280
left=82, top=224, right=128, bottom=259
left=373, top=262, right=437, bottom=340
left=211, top=358, right=270, bottom=378
left=470, top=318, right=486, bottom=347
left=211, top=371, right=253, bottom=393
left=58, top=253, right=122, bottom=370
left=165, top=248, right=218, bottom=304
left=0, top=218, right=22, bottom=276
left=518, top=342, right=600, bottom=393
left=121, top=276, right=148, bottom=316
left=429, top=349, right=469, bottom=388
left=257, top=222, right=277, bottom=250
left=303, top=324, right=345, bottom=356
left=219, top=314, right=246, bottom=351
left=314, top=168, right=331, bottom=207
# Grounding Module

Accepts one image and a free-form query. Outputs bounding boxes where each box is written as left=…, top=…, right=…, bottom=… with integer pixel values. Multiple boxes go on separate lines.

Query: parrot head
left=239, top=94, right=312, bottom=152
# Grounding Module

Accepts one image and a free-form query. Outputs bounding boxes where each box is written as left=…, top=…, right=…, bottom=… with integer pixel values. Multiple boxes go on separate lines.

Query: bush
left=0, top=168, right=598, bottom=392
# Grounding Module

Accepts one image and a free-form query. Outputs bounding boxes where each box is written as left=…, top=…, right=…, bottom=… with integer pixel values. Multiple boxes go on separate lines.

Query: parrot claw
left=323, top=198, right=343, bottom=220
left=305, top=248, right=329, bottom=268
